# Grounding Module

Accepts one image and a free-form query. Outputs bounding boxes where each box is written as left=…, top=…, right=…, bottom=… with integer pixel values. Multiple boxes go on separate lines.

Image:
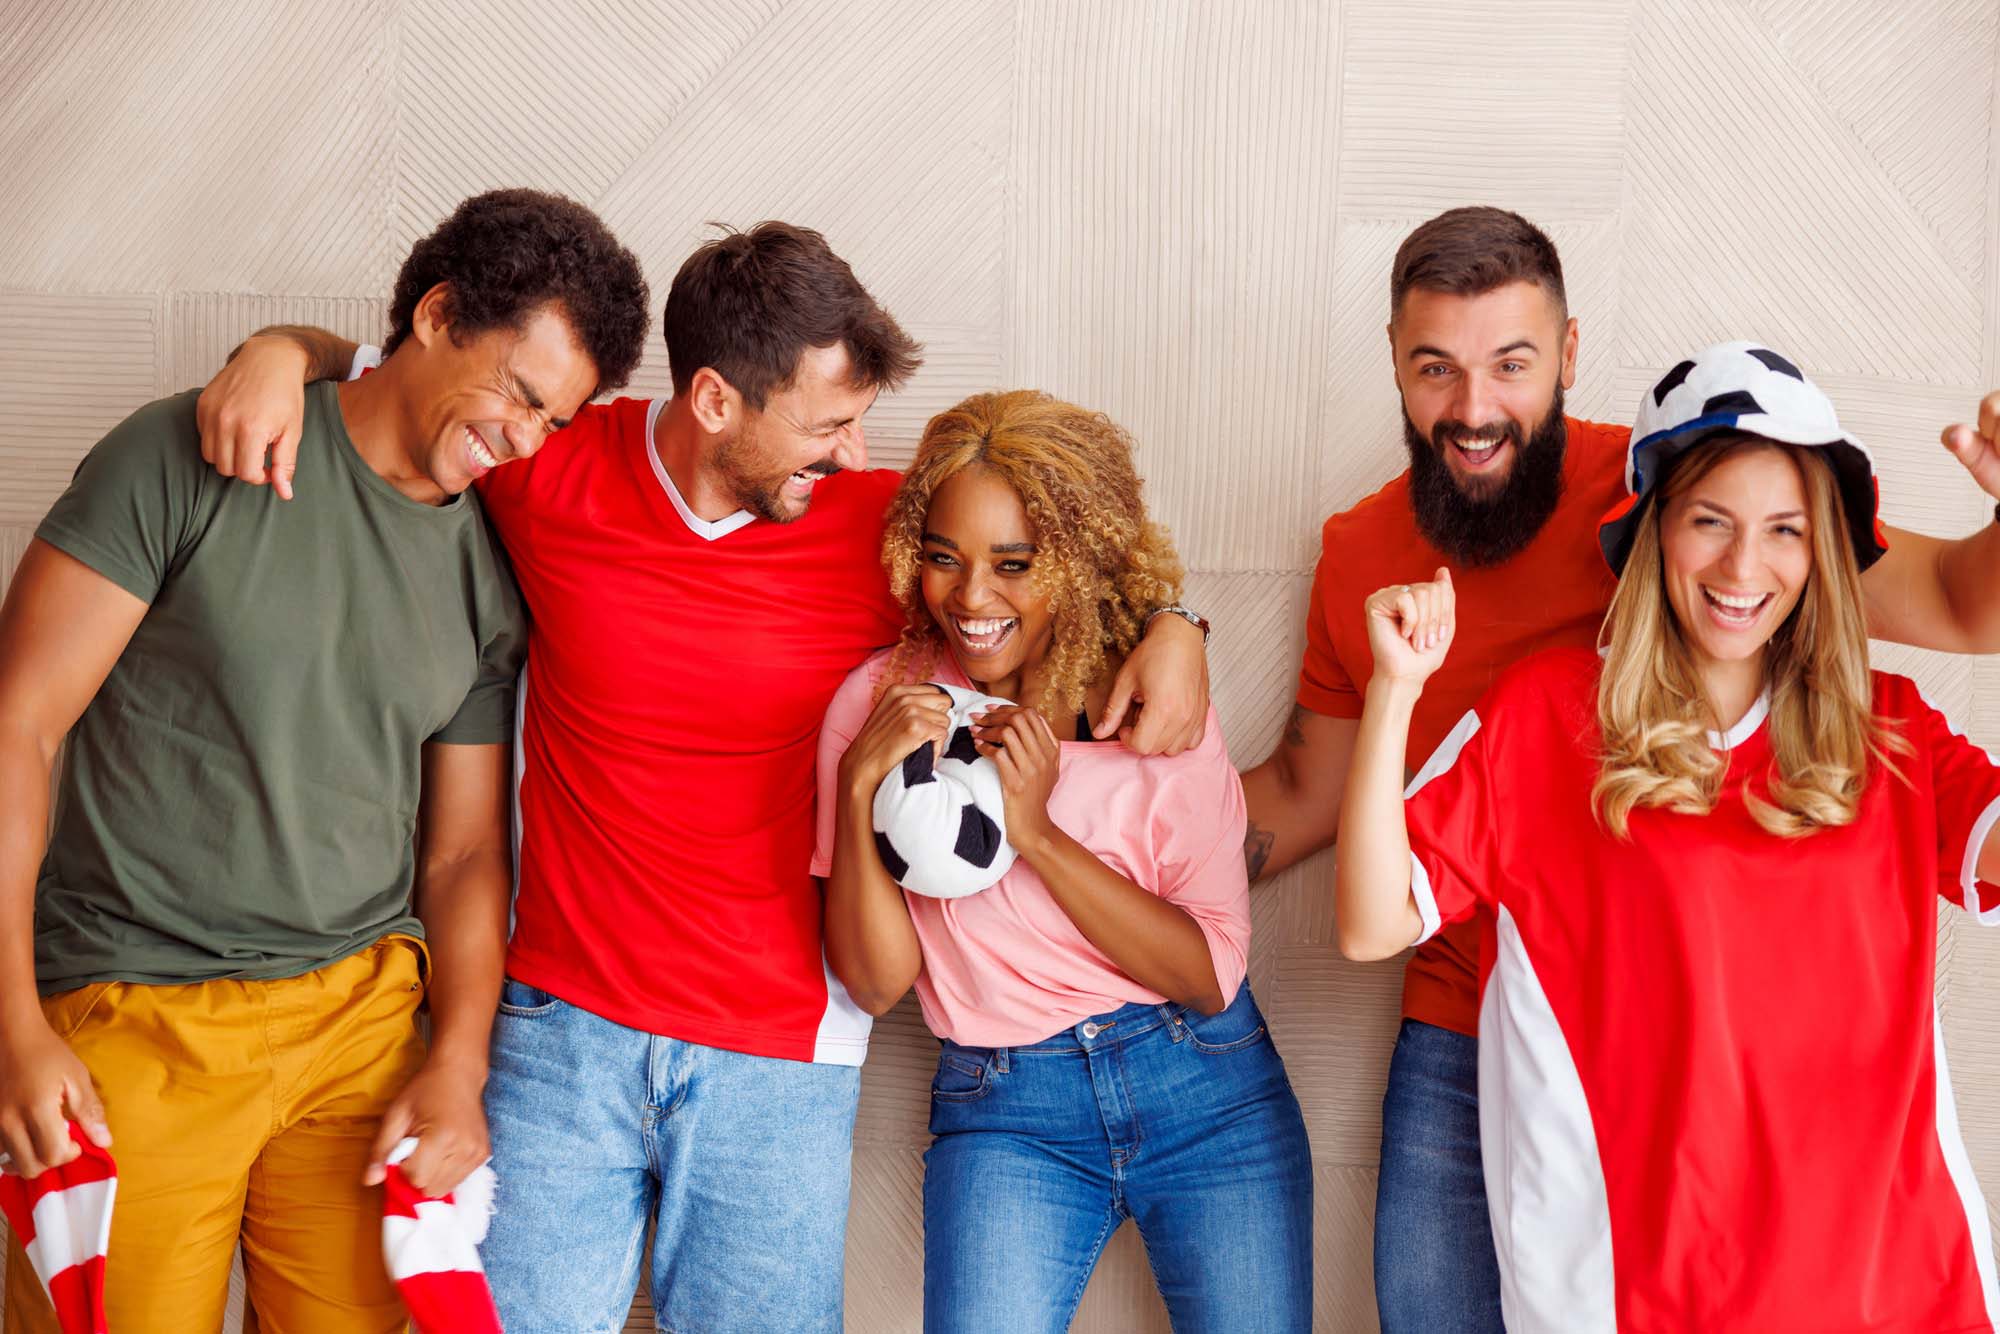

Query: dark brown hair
left=664, top=222, right=923, bottom=408
left=386, top=189, right=651, bottom=392
left=1390, top=206, right=1566, bottom=322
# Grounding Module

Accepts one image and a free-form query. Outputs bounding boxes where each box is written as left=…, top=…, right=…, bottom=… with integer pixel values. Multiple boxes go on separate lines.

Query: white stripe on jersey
left=1480, top=904, right=1616, bottom=1334
left=1932, top=1014, right=2000, bottom=1330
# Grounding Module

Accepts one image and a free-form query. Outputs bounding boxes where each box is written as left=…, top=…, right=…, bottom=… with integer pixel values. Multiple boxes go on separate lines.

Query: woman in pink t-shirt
left=813, top=390, right=1311, bottom=1332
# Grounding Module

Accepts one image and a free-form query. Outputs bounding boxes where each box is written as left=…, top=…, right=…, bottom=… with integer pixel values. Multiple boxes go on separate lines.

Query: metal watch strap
left=1147, top=603, right=1212, bottom=643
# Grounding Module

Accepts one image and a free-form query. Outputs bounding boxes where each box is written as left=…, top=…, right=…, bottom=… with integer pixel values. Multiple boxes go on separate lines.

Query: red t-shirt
left=1297, top=417, right=1629, bottom=1035
left=477, top=397, right=904, bottom=1063
left=1407, top=648, right=2000, bottom=1332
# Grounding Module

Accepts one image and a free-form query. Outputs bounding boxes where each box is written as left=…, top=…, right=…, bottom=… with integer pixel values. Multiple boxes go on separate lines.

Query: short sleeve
left=811, top=661, right=885, bottom=876
left=1151, top=717, right=1253, bottom=1002
left=1909, top=686, right=2000, bottom=921
left=35, top=392, right=209, bottom=604
left=1296, top=529, right=1362, bottom=719
left=1403, top=707, right=1501, bottom=943
left=428, top=520, right=529, bottom=745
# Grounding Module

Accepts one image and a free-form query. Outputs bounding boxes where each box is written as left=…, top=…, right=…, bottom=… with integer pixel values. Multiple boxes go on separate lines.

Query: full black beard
left=1404, top=386, right=1568, bottom=568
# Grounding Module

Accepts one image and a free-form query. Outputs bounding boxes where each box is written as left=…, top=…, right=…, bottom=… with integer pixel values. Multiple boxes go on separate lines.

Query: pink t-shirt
left=812, top=648, right=1252, bottom=1047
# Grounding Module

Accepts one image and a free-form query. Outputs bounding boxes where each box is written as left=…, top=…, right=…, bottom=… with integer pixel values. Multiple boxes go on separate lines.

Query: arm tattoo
left=1283, top=704, right=1307, bottom=748
left=1243, top=821, right=1275, bottom=880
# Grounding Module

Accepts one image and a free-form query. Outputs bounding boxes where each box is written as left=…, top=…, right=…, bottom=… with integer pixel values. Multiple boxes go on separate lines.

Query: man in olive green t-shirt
left=0, top=189, right=649, bottom=1333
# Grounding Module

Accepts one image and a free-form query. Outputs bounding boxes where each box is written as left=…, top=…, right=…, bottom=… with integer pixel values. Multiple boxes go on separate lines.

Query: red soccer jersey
left=1298, top=418, right=1630, bottom=1035
left=476, top=397, right=904, bottom=1063
left=1405, top=647, right=2000, bottom=1332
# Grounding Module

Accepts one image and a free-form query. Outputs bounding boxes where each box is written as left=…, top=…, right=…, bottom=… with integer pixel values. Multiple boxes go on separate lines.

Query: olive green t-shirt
left=34, top=381, right=526, bottom=991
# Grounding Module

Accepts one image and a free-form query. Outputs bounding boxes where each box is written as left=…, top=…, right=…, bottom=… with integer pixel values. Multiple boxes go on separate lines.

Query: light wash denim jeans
left=1373, top=1018, right=1504, bottom=1334
left=477, top=977, right=861, bottom=1334
left=922, top=983, right=1313, bottom=1333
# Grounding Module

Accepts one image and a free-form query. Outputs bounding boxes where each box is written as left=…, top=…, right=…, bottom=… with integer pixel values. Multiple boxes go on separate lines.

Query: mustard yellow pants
left=4, top=935, right=427, bottom=1334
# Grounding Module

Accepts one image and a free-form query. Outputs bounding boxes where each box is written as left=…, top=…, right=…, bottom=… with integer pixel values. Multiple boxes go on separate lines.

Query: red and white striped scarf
left=0, top=1123, right=114, bottom=1334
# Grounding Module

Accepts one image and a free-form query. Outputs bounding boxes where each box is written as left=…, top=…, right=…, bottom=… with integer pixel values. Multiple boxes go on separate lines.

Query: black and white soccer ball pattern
left=1602, top=339, right=1884, bottom=574
left=871, top=683, right=1018, bottom=900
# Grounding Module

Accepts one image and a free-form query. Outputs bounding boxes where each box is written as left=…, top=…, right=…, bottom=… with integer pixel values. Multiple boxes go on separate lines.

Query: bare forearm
left=1018, top=827, right=1226, bottom=1013
left=412, top=851, right=509, bottom=1072
left=1334, top=679, right=1425, bottom=960
left=1935, top=523, right=2000, bottom=652
left=234, top=325, right=359, bottom=382
left=825, top=794, right=923, bottom=1015
left=1239, top=755, right=1336, bottom=882
left=0, top=731, right=56, bottom=1032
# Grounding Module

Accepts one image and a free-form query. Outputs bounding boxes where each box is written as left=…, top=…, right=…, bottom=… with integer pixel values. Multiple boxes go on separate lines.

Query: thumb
left=62, top=1076, right=111, bottom=1148
left=1435, top=566, right=1451, bottom=584
left=363, top=1101, right=413, bottom=1186
left=272, top=426, right=302, bottom=501
left=1942, top=423, right=1981, bottom=460
left=1095, top=662, right=1139, bottom=739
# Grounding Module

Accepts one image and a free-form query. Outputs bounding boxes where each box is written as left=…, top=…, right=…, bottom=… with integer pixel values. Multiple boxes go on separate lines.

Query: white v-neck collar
left=644, top=398, right=755, bottom=542
left=1707, top=692, right=1771, bottom=751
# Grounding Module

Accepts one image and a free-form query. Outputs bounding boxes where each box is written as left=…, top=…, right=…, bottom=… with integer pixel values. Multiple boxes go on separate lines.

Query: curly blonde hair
left=876, top=390, right=1184, bottom=721
left=1594, top=432, right=1905, bottom=839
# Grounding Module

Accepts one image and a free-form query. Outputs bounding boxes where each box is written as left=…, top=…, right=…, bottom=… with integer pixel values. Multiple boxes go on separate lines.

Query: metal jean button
left=1080, top=1022, right=1101, bottom=1039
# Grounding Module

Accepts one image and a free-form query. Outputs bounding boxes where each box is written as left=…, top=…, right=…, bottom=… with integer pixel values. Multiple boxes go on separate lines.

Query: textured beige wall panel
left=1007, top=0, right=1343, bottom=574
left=0, top=0, right=395, bottom=295
left=842, top=1148, right=927, bottom=1332
left=854, top=996, right=937, bottom=1152
left=1621, top=0, right=1986, bottom=386
left=1070, top=1223, right=1174, bottom=1332
left=1186, top=570, right=1315, bottom=768
left=159, top=293, right=390, bottom=394
left=1313, top=1166, right=1383, bottom=1332
left=1336, top=1, right=1631, bottom=222
left=1265, top=945, right=1405, bottom=1169
left=1748, top=0, right=1997, bottom=288
left=0, top=292, right=157, bottom=526
left=393, top=0, right=785, bottom=248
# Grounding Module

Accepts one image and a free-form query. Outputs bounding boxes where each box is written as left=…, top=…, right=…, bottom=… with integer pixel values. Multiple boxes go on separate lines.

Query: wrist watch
left=1147, top=603, right=1212, bottom=643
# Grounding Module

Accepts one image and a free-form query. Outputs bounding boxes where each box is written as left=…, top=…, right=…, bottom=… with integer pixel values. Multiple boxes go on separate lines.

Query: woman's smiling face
left=919, top=465, right=1057, bottom=691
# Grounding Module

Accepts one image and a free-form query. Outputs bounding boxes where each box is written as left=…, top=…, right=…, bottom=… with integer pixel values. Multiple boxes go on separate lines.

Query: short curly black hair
left=384, top=189, right=651, bottom=393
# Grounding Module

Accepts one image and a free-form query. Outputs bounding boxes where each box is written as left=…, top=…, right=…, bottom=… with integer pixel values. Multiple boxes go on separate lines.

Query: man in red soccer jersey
left=1239, top=206, right=2000, bottom=1333
left=195, top=221, right=1211, bottom=1333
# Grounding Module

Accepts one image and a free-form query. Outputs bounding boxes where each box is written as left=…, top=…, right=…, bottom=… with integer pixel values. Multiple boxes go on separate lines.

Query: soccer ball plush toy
left=872, top=684, right=1017, bottom=899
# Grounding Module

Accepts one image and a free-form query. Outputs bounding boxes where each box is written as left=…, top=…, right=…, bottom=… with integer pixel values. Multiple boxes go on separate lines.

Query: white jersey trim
left=1706, top=690, right=1770, bottom=751
left=1932, top=1012, right=2000, bottom=1330
left=350, top=342, right=383, bottom=379
left=1481, top=904, right=1617, bottom=1334
left=812, top=954, right=875, bottom=1066
left=1914, top=682, right=2000, bottom=925
left=643, top=397, right=755, bottom=541
left=1406, top=708, right=1480, bottom=948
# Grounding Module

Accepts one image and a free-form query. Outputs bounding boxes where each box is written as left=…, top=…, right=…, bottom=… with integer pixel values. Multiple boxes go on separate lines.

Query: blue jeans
left=923, top=984, right=1313, bottom=1333
left=478, top=978, right=861, bottom=1333
left=1374, top=1019, right=1503, bottom=1334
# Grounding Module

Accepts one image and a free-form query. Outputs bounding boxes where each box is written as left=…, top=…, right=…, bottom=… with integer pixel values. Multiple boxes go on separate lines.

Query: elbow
left=1185, top=984, right=1228, bottom=1016
left=852, top=984, right=908, bottom=1018
left=1335, top=923, right=1403, bottom=964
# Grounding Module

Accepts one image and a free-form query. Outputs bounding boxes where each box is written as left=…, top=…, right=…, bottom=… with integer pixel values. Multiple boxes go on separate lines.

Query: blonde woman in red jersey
left=1337, top=341, right=2000, bottom=1333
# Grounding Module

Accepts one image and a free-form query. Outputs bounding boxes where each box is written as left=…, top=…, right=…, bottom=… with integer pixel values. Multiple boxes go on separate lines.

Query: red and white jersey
left=1406, top=647, right=2000, bottom=1333
left=477, top=396, right=904, bottom=1064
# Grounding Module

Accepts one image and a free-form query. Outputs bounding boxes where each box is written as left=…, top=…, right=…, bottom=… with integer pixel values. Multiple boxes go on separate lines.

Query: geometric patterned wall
left=4, top=2, right=1998, bottom=1329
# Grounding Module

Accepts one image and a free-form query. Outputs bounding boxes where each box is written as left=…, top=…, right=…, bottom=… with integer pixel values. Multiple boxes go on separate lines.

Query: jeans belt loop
left=993, top=1046, right=1011, bottom=1074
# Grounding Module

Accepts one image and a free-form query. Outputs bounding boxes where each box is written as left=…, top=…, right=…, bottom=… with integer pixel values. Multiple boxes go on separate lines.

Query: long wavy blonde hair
left=1594, top=432, right=1904, bottom=838
left=876, top=390, right=1184, bottom=721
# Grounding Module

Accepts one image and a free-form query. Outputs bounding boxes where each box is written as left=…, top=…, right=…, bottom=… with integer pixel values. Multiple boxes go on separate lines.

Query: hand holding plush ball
left=871, top=684, right=1019, bottom=899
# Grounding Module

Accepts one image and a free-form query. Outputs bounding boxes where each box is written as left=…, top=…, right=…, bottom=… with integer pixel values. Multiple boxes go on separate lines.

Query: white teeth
left=954, top=617, right=1017, bottom=638
left=465, top=428, right=497, bottom=470
left=1706, top=588, right=1766, bottom=610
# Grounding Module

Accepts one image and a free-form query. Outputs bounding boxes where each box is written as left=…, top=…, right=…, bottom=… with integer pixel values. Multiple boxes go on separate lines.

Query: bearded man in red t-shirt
left=1240, top=205, right=2000, bottom=1333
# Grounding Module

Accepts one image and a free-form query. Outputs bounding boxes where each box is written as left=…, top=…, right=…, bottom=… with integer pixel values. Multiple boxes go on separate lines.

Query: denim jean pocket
left=930, top=1050, right=993, bottom=1103
left=1177, top=990, right=1269, bottom=1054
left=497, top=977, right=561, bottom=1017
